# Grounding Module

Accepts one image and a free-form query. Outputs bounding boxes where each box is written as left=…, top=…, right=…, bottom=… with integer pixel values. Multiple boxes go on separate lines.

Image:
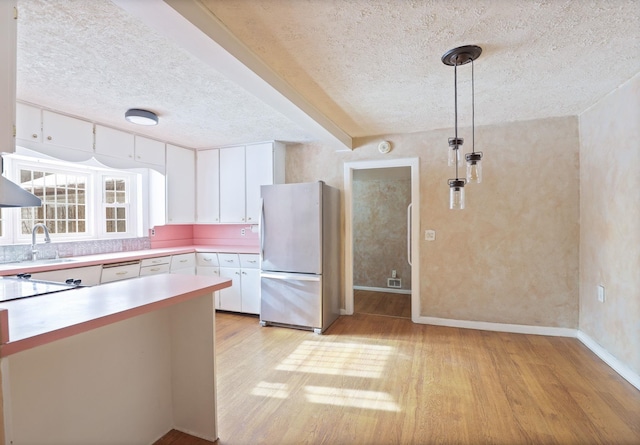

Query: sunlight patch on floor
left=250, top=381, right=290, bottom=399
left=275, top=340, right=393, bottom=378
left=304, top=386, right=401, bottom=412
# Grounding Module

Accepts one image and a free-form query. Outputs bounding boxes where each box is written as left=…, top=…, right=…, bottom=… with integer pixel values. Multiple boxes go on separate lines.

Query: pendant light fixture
left=441, top=45, right=482, bottom=209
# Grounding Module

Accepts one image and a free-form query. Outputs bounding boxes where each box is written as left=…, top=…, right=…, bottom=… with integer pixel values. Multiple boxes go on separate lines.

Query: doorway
left=344, top=158, right=420, bottom=321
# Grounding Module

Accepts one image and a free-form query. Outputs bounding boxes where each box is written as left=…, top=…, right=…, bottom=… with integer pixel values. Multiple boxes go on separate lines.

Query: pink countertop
left=0, top=273, right=231, bottom=357
left=0, top=245, right=260, bottom=276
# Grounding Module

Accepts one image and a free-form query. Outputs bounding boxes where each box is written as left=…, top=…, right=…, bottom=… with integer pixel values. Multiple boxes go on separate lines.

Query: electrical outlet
left=597, top=285, right=605, bottom=303
left=425, top=230, right=436, bottom=241
left=241, top=228, right=246, bottom=236
left=150, top=228, right=155, bottom=236
left=392, top=270, right=397, bottom=278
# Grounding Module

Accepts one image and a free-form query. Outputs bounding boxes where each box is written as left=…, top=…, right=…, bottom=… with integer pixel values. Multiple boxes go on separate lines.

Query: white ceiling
left=16, top=0, right=640, bottom=150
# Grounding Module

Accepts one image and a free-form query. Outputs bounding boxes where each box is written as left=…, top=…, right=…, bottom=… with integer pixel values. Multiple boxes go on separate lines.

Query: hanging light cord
left=472, top=58, right=475, bottom=154
left=454, top=57, right=459, bottom=179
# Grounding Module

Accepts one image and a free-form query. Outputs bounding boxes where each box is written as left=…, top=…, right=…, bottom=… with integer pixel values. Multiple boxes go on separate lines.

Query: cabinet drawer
left=141, top=256, right=171, bottom=267
left=101, top=262, right=141, bottom=283
left=171, top=253, right=196, bottom=270
left=139, top=263, right=170, bottom=276
left=239, top=254, right=260, bottom=269
left=197, top=252, right=219, bottom=267
left=218, top=253, right=240, bottom=267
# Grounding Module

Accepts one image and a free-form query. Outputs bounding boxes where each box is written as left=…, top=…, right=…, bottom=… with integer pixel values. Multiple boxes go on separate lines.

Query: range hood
left=0, top=155, right=41, bottom=208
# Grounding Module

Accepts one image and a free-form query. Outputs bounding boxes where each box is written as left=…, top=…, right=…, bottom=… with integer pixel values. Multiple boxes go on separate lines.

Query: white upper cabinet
left=135, top=135, right=165, bottom=167
left=219, top=146, right=246, bottom=223
left=196, top=148, right=220, bottom=223
left=95, top=125, right=134, bottom=159
left=42, top=110, right=94, bottom=153
left=245, top=142, right=284, bottom=223
left=218, top=142, right=285, bottom=224
left=16, top=102, right=42, bottom=142
left=166, top=144, right=195, bottom=223
left=0, top=0, right=17, bottom=154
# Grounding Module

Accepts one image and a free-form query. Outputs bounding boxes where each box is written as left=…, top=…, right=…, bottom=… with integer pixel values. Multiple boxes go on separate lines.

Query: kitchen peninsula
left=0, top=273, right=231, bottom=444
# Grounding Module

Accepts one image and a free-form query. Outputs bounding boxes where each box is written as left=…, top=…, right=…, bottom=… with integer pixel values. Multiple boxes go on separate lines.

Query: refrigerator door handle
left=407, top=203, right=413, bottom=267
left=259, top=197, right=265, bottom=260
left=261, top=272, right=321, bottom=282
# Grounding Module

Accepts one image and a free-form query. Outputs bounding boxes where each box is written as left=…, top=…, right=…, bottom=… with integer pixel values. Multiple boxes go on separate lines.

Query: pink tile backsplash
left=150, top=224, right=259, bottom=249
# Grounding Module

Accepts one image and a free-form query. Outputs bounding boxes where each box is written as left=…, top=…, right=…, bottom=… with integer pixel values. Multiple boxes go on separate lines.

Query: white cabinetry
left=29, top=265, right=103, bottom=286
left=219, top=142, right=285, bottom=224
left=219, top=146, right=245, bottom=223
left=16, top=102, right=41, bottom=142
left=196, top=252, right=221, bottom=309
left=139, top=256, right=171, bottom=276
left=239, top=254, right=260, bottom=315
left=135, top=136, right=165, bottom=167
left=166, top=144, right=195, bottom=223
left=216, top=253, right=260, bottom=314
left=100, top=261, right=141, bottom=284
left=196, top=149, right=220, bottom=223
left=0, top=0, right=17, bottom=155
left=95, top=125, right=134, bottom=159
left=170, top=253, right=196, bottom=275
left=42, top=110, right=94, bottom=153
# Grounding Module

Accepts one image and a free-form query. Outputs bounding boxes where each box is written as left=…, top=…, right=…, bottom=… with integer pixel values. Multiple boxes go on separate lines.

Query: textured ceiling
left=16, top=0, right=640, bottom=150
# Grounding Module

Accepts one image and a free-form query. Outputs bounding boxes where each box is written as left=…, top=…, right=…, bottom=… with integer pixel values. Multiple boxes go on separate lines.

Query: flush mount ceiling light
left=442, top=45, right=483, bottom=210
left=125, top=108, right=159, bottom=126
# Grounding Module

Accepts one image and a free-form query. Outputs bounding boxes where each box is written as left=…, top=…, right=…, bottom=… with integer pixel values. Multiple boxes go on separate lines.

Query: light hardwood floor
left=354, top=289, right=411, bottom=318
left=158, top=312, right=640, bottom=445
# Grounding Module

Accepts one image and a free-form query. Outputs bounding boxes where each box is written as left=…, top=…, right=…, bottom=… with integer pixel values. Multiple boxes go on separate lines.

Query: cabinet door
left=95, top=125, right=134, bottom=159
left=219, top=146, right=246, bottom=223
left=135, top=136, right=165, bottom=166
left=16, top=102, right=42, bottom=142
left=196, top=266, right=221, bottom=309
left=245, top=143, right=274, bottom=224
left=241, top=268, right=261, bottom=314
left=166, top=144, right=195, bottom=223
left=196, top=149, right=220, bottom=223
left=42, top=110, right=94, bottom=152
left=219, top=267, right=242, bottom=312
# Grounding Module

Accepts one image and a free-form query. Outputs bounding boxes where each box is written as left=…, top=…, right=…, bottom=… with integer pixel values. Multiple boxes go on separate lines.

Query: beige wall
left=352, top=175, right=412, bottom=290
left=578, top=72, right=640, bottom=375
left=287, top=115, right=580, bottom=328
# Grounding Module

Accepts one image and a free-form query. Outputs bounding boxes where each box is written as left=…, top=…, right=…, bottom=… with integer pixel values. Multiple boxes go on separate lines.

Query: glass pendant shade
left=465, top=152, right=483, bottom=183
left=448, top=179, right=466, bottom=210
left=448, top=138, right=463, bottom=167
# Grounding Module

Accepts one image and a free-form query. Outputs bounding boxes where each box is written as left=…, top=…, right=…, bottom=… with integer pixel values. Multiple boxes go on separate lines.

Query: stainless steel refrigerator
left=259, top=181, right=340, bottom=334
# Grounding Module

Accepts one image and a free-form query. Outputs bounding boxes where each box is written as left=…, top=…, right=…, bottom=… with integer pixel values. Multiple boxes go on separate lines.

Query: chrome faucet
left=31, top=223, right=51, bottom=261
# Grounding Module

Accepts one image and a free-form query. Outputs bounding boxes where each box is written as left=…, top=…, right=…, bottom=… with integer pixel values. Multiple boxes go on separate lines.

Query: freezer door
left=260, top=272, right=322, bottom=329
left=260, top=182, right=322, bottom=274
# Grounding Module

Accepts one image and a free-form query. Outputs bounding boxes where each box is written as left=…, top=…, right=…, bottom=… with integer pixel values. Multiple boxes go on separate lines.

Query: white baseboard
left=415, top=315, right=578, bottom=337
left=576, top=331, right=640, bottom=391
left=340, top=311, right=640, bottom=391
left=353, top=285, right=411, bottom=295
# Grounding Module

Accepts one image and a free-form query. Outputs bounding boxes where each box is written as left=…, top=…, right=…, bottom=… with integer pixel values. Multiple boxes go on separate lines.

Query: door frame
left=343, top=157, right=420, bottom=321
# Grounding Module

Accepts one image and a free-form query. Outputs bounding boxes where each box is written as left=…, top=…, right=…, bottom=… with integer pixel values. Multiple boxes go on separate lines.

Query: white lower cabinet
left=196, top=253, right=221, bottom=308
left=139, top=256, right=171, bottom=276
left=100, top=261, right=141, bottom=284
left=214, top=253, right=260, bottom=314
left=218, top=266, right=242, bottom=312
left=170, top=253, right=196, bottom=275
left=29, top=265, right=103, bottom=286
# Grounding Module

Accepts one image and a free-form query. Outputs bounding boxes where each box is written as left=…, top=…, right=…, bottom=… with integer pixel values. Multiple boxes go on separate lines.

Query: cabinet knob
left=47, top=136, right=52, bottom=141
left=32, top=133, right=38, bottom=139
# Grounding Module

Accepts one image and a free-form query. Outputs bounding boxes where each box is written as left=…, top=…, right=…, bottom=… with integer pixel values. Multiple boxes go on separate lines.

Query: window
left=19, top=169, right=88, bottom=236
left=1, top=154, right=141, bottom=244
left=103, top=177, right=128, bottom=233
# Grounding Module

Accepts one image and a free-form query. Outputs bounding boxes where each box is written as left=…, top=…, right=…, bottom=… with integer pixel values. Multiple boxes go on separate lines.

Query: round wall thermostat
left=378, top=140, right=391, bottom=154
